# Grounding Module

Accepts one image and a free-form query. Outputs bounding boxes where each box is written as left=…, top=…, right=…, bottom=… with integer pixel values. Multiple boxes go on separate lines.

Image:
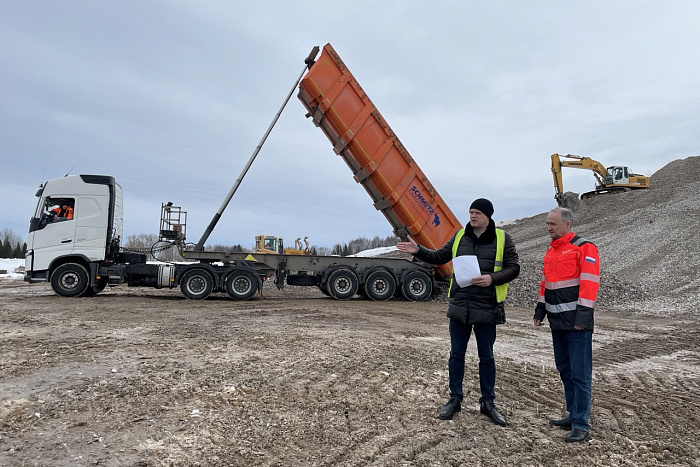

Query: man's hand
left=396, top=236, right=419, bottom=254
left=471, top=274, right=493, bottom=287
left=574, top=325, right=584, bottom=330
left=533, top=319, right=543, bottom=326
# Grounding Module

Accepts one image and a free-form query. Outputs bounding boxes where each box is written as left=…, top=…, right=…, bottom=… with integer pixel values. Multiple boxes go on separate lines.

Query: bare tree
left=315, top=246, right=332, bottom=256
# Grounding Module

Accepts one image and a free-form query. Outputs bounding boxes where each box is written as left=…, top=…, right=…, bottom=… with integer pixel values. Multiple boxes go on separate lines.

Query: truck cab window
left=45, top=198, right=75, bottom=223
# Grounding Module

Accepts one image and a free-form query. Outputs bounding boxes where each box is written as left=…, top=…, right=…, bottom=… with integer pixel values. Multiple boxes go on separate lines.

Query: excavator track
left=580, top=187, right=631, bottom=200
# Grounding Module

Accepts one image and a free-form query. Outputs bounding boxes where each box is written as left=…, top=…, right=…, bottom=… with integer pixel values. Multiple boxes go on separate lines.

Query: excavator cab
left=255, top=235, right=284, bottom=254
left=605, top=166, right=629, bottom=185
left=254, top=235, right=309, bottom=255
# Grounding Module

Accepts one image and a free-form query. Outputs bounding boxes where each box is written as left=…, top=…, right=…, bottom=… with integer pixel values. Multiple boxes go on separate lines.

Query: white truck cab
left=25, top=175, right=123, bottom=285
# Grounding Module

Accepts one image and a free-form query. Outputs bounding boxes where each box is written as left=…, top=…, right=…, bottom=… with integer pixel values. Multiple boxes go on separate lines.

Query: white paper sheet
left=452, top=255, right=481, bottom=287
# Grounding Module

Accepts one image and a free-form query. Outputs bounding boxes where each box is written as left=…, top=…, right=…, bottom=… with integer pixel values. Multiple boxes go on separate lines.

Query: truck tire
left=51, top=263, right=90, bottom=297
left=401, top=270, right=432, bottom=302
left=225, top=270, right=258, bottom=301
left=363, top=269, right=396, bottom=301
left=326, top=268, right=359, bottom=300
left=180, top=269, right=214, bottom=300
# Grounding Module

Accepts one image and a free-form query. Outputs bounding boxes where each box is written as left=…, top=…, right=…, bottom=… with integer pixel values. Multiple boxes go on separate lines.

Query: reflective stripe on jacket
left=533, top=231, right=600, bottom=330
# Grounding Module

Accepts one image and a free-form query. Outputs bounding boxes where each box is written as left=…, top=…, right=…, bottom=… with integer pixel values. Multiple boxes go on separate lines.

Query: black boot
left=565, top=428, right=590, bottom=443
left=439, top=397, right=461, bottom=420
left=480, top=400, right=507, bottom=426
left=549, top=413, right=572, bottom=430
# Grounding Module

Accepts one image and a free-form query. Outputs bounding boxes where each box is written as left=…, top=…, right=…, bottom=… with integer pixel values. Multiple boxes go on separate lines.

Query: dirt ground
left=1, top=280, right=699, bottom=467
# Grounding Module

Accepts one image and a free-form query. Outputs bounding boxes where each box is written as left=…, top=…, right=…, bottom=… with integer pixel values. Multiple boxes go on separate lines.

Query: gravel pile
left=502, top=155, right=700, bottom=316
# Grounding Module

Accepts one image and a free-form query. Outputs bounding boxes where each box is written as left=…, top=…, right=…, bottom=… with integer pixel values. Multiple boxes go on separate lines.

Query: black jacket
left=414, top=219, right=520, bottom=325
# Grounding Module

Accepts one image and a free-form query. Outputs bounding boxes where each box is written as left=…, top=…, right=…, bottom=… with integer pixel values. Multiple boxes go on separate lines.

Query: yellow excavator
left=254, top=235, right=310, bottom=255
left=551, top=153, right=650, bottom=208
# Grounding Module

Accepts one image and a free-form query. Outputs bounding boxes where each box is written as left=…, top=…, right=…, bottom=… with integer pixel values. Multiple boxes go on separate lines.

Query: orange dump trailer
left=298, top=43, right=462, bottom=281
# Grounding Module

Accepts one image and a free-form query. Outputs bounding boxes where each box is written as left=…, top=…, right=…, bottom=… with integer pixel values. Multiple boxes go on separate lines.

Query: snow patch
left=349, top=246, right=398, bottom=258
left=0, top=258, right=25, bottom=279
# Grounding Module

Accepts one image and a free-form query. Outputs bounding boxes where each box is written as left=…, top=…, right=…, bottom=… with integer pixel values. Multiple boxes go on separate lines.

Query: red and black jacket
left=533, top=231, right=600, bottom=331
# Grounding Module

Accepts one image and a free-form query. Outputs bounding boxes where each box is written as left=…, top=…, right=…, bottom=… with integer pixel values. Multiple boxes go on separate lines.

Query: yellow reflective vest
left=449, top=228, right=508, bottom=303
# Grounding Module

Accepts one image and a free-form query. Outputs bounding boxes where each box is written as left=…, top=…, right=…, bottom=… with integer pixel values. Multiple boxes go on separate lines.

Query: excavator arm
left=551, top=153, right=564, bottom=200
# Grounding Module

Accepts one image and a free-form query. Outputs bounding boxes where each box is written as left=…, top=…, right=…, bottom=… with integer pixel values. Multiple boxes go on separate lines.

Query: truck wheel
left=51, top=263, right=90, bottom=297
left=225, top=270, right=258, bottom=301
left=401, top=270, right=432, bottom=302
left=364, top=269, right=396, bottom=301
left=327, top=268, right=358, bottom=300
left=180, top=269, right=214, bottom=300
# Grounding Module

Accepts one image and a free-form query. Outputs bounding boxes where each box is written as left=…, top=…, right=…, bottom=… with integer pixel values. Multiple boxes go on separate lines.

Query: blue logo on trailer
left=410, top=186, right=440, bottom=228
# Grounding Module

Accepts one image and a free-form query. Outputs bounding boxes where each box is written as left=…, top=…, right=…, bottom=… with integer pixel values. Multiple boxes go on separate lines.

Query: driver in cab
left=50, top=202, right=74, bottom=222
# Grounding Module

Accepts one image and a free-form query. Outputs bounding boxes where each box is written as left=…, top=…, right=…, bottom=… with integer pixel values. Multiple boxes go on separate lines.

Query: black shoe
left=549, top=414, right=572, bottom=430
left=480, top=400, right=507, bottom=426
left=439, top=398, right=461, bottom=420
left=565, top=428, right=590, bottom=443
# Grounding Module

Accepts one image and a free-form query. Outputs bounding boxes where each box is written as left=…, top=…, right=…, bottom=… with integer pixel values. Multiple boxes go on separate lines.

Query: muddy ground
left=1, top=280, right=699, bottom=467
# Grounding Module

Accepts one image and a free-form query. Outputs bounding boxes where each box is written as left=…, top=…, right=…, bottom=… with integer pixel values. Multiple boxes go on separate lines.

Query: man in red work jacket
left=533, top=207, right=600, bottom=443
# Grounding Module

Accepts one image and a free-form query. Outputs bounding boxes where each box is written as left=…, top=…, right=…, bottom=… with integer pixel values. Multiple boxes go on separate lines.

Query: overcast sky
left=2, top=1, right=698, bottom=249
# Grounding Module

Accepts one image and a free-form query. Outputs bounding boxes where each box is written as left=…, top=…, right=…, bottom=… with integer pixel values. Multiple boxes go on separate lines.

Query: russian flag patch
left=585, top=256, right=596, bottom=264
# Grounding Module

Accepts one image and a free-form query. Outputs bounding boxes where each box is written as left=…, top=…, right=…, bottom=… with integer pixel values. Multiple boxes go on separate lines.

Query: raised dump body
left=298, top=43, right=462, bottom=281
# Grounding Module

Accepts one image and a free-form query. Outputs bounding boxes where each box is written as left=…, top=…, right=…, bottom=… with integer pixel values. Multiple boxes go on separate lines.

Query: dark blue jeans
left=448, top=319, right=497, bottom=403
left=552, top=329, right=593, bottom=431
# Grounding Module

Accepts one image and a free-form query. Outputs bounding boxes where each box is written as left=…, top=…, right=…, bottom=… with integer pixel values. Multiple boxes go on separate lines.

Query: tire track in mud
left=433, top=317, right=700, bottom=466
left=320, top=429, right=446, bottom=466
left=590, top=321, right=700, bottom=465
left=2, top=286, right=700, bottom=466
left=594, top=332, right=700, bottom=366
left=307, top=348, right=576, bottom=466
left=272, top=307, right=700, bottom=466
left=225, top=322, right=454, bottom=466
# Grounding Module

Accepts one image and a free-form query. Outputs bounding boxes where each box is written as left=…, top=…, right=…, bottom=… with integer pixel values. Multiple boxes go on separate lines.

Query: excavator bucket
left=555, top=192, right=580, bottom=210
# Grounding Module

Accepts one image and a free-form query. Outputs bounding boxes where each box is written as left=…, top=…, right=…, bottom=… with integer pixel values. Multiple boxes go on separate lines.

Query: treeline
left=0, top=229, right=27, bottom=259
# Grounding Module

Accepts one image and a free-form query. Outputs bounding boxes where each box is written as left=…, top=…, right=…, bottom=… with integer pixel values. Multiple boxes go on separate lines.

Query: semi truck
left=24, top=43, right=463, bottom=302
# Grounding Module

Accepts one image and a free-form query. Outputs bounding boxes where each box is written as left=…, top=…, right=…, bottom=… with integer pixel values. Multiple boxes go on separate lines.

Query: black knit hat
left=469, top=198, right=494, bottom=218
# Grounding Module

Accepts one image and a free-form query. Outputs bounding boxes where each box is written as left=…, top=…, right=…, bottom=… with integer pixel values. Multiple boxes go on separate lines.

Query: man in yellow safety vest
left=397, top=198, right=520, bottom=425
